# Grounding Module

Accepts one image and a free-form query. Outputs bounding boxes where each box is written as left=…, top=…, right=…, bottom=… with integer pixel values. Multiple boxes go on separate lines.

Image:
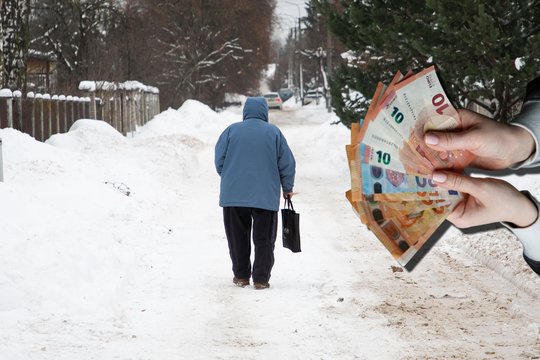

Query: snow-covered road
left=0, top=100, right=538, bottom=359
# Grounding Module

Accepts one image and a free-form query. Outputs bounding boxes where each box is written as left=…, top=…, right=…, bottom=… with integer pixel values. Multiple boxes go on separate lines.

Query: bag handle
left=284, top=195, right=295, bottom=211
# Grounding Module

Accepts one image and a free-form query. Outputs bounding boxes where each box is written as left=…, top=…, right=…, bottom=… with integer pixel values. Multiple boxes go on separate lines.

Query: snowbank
left=137, top=99, right=236, bottom=141
left=0, top=97, right=539, bottom=359
left=47, top=119, right=127, bottom=153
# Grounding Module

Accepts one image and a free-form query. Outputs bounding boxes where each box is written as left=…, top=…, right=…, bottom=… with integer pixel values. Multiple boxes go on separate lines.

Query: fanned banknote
left=345, top=66, right=473, bottom=267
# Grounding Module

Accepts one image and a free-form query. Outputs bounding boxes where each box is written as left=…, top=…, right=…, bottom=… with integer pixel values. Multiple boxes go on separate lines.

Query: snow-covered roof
left=79, top=80, right=159, bottom=94
left=28, top=49, right=57, bottom=61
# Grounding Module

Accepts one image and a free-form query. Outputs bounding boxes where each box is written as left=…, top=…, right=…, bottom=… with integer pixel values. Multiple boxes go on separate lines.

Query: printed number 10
left=376, top=150, right=391, bottom=165
left=391, top=107, right=404, bottom=124
left=432, top=93, right=449, bottom=115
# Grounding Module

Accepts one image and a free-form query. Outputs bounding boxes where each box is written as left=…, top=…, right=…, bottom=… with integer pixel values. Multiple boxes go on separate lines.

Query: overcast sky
left=274, top=0, right=308, bottom=42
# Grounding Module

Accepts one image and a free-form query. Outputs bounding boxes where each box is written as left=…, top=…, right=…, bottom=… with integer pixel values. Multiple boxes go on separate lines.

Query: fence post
left=119, top=92, right=126, bottom=135
left=127, top=90, right=134, bottom=134
left=77, top=97, right=83, bottom=120
left=96, top=97, right=103, bottom=121
left=0, top=89, right=13, bottom=128
left=13, top=90, right=22, bottom=130
left=83, top=97, right=89, bottom=118
left=73, top=96, right=79, bottom=121
left=66, top=96, right=74, bottom=130
left=58, top=95, right=66, bottom=132
left=27, top=92, right=36, bottom=138
left=44, top=94, right=52, bottom=138
left=36, top=93, right=44, bottom=141
left=52, top=95, right=59, bottom=134
left=90, top=93, right=96, bottom=119
left=134, top=91, right=140, bottom=128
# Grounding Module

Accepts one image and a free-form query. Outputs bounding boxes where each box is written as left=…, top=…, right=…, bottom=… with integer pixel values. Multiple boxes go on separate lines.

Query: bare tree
left=28, top=0, right=276, bottom=109
left=29, top=0, right=122, bottom=91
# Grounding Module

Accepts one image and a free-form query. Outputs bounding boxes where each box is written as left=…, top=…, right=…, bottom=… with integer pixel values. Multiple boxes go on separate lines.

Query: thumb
left=432, top=171, right=483, bottom=195
left=424, top=130, right=477, bottom=151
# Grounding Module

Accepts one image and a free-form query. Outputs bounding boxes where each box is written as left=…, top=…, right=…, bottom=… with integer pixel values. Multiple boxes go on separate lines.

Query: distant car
left=303, top=89, right=323, bottom=105
left=263, top=92, right=283, bottom=110
left=278, top=88, right=294, bottom=102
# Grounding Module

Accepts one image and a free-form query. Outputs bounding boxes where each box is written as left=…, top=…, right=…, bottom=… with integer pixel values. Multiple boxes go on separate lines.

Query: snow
left=78, top=80, right=96, bottom=92
left=0, top=99, right=539, bottom=359
left=79, top=81, right=159, bottom=94
left=515, top=57, right=526, bottom=71
left=0, top=89, right=13, bottom=98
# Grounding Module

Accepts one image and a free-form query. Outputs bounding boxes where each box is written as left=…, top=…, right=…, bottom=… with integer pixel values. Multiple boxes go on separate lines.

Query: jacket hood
left=243, top=97, right=269, bottom=122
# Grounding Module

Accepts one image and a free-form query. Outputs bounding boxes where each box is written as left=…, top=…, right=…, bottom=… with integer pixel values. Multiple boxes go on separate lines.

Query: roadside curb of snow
left=444, top=228, right=540, bottom=299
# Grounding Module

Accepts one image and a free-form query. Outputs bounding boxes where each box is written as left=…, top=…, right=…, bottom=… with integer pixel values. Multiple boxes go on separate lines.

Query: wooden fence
left=0, top=80, right=160, bottom=142
left=79, top=80, right=160, bottom=136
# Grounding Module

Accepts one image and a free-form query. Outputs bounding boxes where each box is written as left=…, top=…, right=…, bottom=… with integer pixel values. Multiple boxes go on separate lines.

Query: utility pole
left=288, top=28, right=294, bottom=89
left=326, top=26, right=333, bottom=113
left=283, top=1, right=304, bottom=103
left=298, top=17, right=304, bottom=104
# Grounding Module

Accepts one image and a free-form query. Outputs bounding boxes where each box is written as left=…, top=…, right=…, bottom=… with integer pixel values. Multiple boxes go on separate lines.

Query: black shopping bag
left=281, top=197, right=301, bottom=253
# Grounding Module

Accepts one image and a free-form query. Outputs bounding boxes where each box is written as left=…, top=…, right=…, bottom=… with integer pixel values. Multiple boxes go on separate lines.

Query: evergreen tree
left=316, top=0, right=540, bottom=127
left=1, top=0, right=31, bottom=90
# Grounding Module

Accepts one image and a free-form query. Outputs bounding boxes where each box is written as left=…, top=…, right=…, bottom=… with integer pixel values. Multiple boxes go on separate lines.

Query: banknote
left=389, top=66, right=474, bottom=172
left=358, top=142, right=433, bottom=176
left=359, top=198, right=454, bottom=265
left=345, top=66, right=471, bottom=267
left=360, top=162, right=451, bottom=197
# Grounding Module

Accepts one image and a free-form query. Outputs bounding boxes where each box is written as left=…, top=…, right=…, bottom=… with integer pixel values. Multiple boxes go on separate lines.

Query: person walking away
left=215, top=97, right=296, bottom=289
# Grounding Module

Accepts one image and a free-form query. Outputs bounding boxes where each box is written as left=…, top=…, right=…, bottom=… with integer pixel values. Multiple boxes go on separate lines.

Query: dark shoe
left=254, top=282, right=270, bottom=290
left=233, top=277, right=250, bottom=287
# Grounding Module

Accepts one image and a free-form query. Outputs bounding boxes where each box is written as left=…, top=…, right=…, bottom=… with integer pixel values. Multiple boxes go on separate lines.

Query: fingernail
left=432, top=172, right=447, bottom=183
left=425, top=133, right=439, bottom=145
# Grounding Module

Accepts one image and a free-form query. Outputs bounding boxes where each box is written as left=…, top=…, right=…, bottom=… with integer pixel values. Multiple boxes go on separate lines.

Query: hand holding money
left=346, top=66, right=473, bottom=266
left=432, top=170, right=538, bottom=228
left=424, top=108, right=536, bottom=170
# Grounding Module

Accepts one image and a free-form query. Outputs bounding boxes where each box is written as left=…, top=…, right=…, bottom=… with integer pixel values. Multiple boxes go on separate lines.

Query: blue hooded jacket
left=215, top=97, right=296, bottom=211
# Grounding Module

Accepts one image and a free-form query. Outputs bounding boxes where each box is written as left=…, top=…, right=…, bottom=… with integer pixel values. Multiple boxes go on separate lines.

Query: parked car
left=303, top=89, right=323, bottom=105
left=263, top=92, right=283, bottom=110
left=278, top=88, right=294, bottom=102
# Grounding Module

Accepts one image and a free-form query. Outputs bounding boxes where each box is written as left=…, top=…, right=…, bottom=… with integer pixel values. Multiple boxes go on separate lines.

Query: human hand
left=424, top=109, right=535, bottom=170
left=432, top=171, right=538, bottom=228
left=283, top=192, right=294, bottom=199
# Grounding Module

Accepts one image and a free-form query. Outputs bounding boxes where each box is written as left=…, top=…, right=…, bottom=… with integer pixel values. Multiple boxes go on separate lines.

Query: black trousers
left=223, top=207, right=278, bottom=283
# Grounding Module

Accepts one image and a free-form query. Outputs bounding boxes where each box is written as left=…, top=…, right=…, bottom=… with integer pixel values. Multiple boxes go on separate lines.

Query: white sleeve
left=501, top=191, right=540, bottom=261
left=510, top=100, right=540, bottom=169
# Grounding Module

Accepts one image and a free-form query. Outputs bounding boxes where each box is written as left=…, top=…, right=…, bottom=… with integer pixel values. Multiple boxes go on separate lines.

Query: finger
left=424, top=108, right=489, bottom=151
left=431, top=171, right=483, bottom=195
left=424, top=129, right=478, bottom=151
left=446, top=196, right=485, bottom=228
left=456, top=108, right=491, bottom=128
left=446, top=200, right=468, bottom=226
